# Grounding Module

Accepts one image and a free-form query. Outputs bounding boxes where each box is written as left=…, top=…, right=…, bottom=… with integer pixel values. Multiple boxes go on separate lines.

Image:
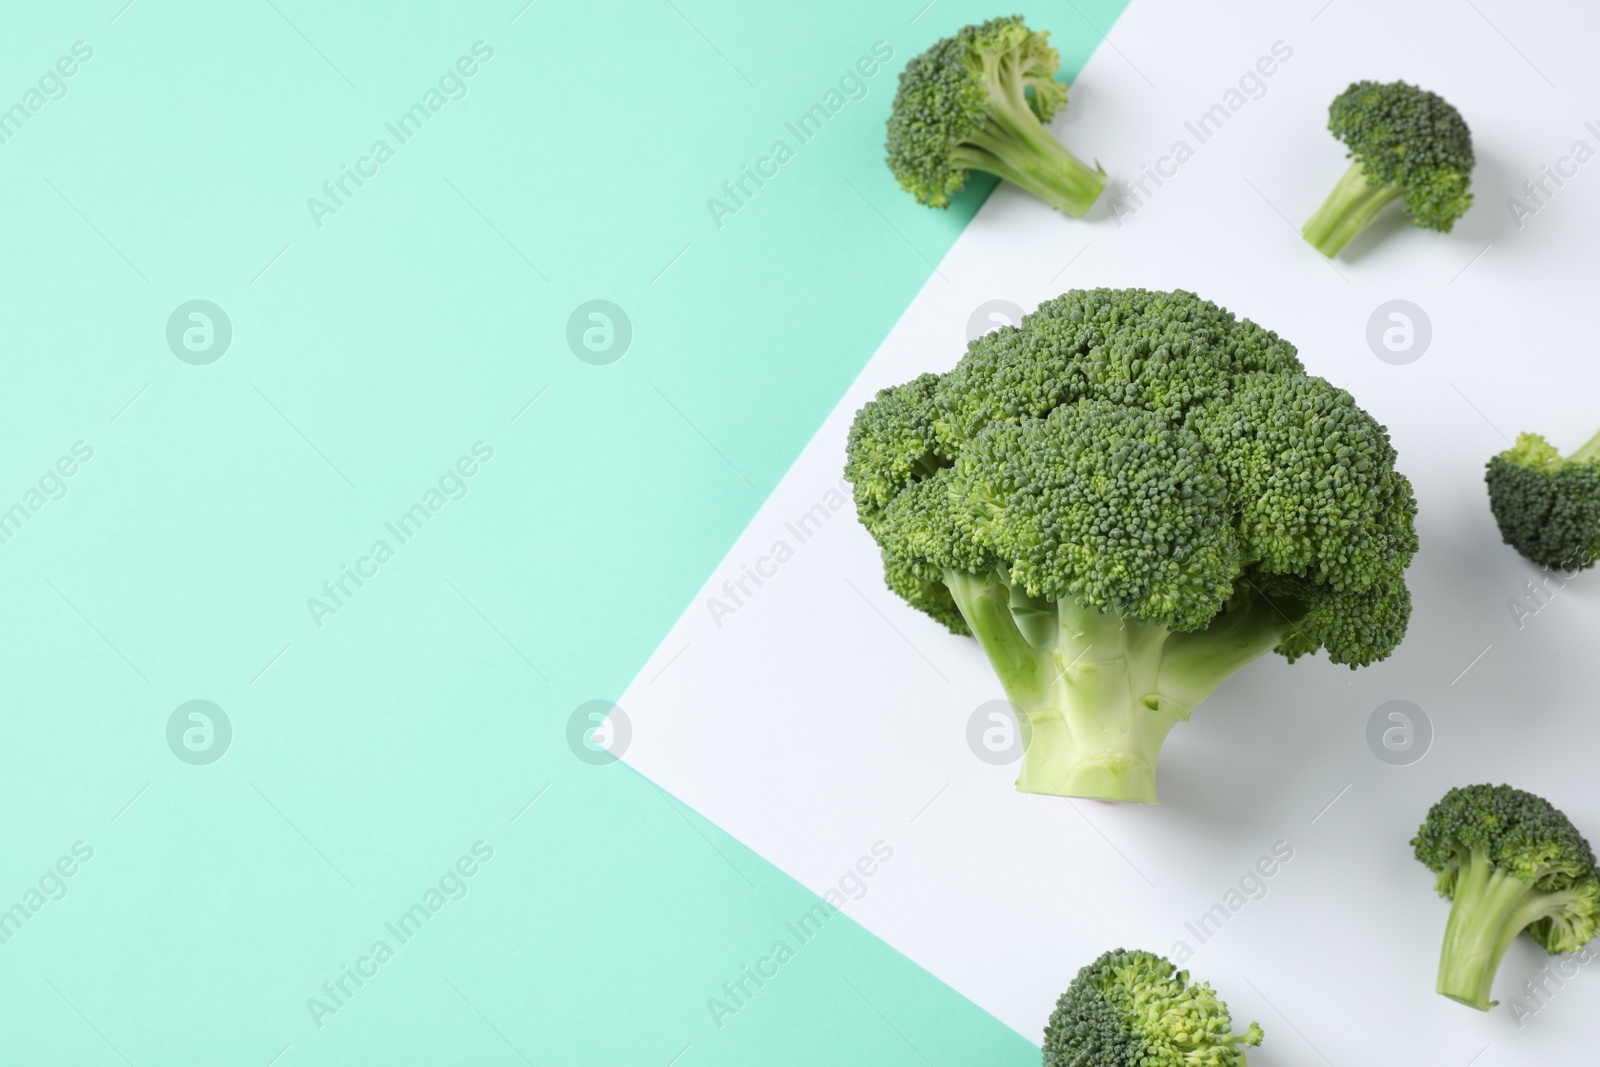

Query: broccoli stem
left=954, top=126, right=1106, bottom=218
left=1435, top=849, right=1591, bottom=1009
left=1569, top=424, right=1600, bottom=463
left=952, top=63, right=1106, bottom=217
left=945, top=571, right=1292, bottom=803
left=1435, top=850, right=1540, bottom=1009
left=1302, top=160, right=1403, bottom=258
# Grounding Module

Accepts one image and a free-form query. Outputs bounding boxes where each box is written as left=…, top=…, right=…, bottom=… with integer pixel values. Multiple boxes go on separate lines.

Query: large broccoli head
left=847, top=288, right=1416, bottom=661
left=1485, top=431, right=1600, bottom=571
left=885, top=16, right=1105, bottom=216
left=1413, top=784, right=1600, bottom=1010
left=1043, top=949, right=1262, bottom=1067
left=1303, top=80, right=1474, bottom=257
left=845, top=290, right=1417, bottom=803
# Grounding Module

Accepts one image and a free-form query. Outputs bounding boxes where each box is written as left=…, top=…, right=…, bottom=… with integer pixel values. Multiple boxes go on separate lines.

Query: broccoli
left=844, top=288, right=1417, bottom=803
left=1043, top=949, right=1263, bottom=1067
left=1485, top=429, right=1600, bottom=571
left=885, top=16, right=1106, bottom=216
left=1301, top=80, right=1474, bottom=258
left=1413, top=784, right=1600, bottom=1010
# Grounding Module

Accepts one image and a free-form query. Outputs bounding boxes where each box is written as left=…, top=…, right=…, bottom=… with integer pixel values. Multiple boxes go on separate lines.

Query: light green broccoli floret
left=885, top=16, right=1105, bottom=216
left=844, top=288, right=1418, bottom=803
left=1302, top=80, right=1474, bottom=257
left=1043, top=949, right=1263, bottom=1067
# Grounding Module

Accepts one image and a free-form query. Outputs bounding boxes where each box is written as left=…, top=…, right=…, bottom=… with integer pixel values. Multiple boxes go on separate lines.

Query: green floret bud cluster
left=884, top=16, right=1105, bottom=215
left=1485, top=429, right=1600, bottom=571
left=1413, top=784, right=1600, bottom=1010
left=1044, top=949, right=1262, bottom=1067
left=845, top=289, right=1417, bottom=802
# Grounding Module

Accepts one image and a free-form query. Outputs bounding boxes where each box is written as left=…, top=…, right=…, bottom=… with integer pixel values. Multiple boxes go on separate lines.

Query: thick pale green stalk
left=950, top=138, right=1107, bottom=217
left=945, top=571, right=1291, bottom=803
left=944, top=53, right=1106, bottom=217
left=1435, top=849, right=1589, bottom=1009
left=1302, top=161, right=1402, bottom=258
left=1435, top=851, right=1536, bottom=1009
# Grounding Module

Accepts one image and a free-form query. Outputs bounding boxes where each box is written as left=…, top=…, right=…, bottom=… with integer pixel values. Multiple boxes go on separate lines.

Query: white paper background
left=619, top=1, right=1600, bottom=1061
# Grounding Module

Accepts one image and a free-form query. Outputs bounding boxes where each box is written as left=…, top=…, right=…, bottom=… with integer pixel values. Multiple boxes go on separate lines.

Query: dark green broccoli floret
left=844, top=288, right=1418, bottom=803
left=1413, top=784, right=1600, bottom=1011
left=1302, top=80, right=1474, bottom=257
left=1043, top=949, right=1262, bottom=1067
left=885, top=16, right=1105, bottom=216
left=1485, top=429, right=1600, bottom=571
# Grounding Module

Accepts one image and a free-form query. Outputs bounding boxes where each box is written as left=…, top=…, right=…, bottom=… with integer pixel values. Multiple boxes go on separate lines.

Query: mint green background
left=0, top=2, right=1125, bottom=1062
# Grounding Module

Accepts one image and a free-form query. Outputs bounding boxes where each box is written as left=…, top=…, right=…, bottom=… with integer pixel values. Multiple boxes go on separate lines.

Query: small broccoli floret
left=1413, top=784, right=1600, bottom=1011
left=885, top=16, right=1106, bottom=216
left=1485, top=429, right=1600, bottom=571
left=844, top=289, right=1418, bottom=803
left=1302, top=80, right=1474, bottom=257
left=1044, top=949, right=1263, bottom=1067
